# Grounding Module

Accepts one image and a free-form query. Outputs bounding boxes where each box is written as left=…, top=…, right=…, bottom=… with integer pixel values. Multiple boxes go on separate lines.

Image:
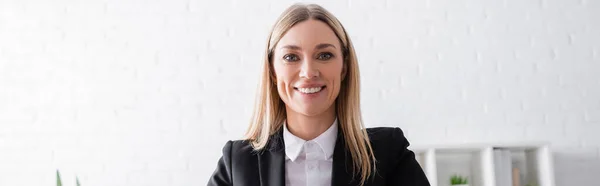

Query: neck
left=285, top=105, right=336, bottom=141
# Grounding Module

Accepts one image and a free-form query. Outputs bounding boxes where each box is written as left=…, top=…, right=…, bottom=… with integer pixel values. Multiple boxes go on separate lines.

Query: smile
left=294, top=86, right=326, bottom=94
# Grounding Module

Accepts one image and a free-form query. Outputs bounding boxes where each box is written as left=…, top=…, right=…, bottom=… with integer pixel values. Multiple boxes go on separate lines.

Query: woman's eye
left=317, top=52, right=334, bottom=60
left=283, top=54, right=299, bottom=62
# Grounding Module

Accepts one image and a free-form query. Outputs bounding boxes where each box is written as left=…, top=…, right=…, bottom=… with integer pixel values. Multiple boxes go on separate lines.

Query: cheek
left=276, top=77, right=289, bottom=92
left=325, top=61, right=344, bottom=83
left=328, top=61, right=345, bottom=96
left=273, top=64, right=293, bottom=93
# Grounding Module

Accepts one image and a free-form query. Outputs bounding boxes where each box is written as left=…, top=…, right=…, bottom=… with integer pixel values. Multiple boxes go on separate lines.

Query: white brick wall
left=0, top=0, right=598, bottom=185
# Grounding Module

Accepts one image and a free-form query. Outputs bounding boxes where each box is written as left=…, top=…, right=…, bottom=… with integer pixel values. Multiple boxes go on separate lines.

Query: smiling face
left=272, top=19, right=346, bottom=117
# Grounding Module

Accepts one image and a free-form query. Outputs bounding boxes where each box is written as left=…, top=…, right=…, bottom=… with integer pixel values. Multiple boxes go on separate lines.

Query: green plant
left=56, top=170, right=80, bottom=186
left=524, top=181, right=539, bottom=186
left=450, top=174, right=468, bottom=185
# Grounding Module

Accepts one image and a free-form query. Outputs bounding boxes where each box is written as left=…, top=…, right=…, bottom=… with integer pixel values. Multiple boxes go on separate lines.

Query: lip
left=294, top=86, right=327, bottom=99
left=294, top=83, right=326, bottom=89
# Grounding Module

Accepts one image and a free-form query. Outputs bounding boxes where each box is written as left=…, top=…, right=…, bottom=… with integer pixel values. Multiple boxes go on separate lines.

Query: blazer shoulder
left=227, top=139, right=259, bottom=156
left=366, top=127, right=409, bottom=148
left=222, top=140, right=261, bottom=171
left=209, top=140, right=260, bottom=186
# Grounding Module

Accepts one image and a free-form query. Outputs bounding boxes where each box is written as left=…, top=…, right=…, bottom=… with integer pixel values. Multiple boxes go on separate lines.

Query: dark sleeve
left=387, top=128, right=430, bottom=186
left=207, top=141, right=233, bottom=186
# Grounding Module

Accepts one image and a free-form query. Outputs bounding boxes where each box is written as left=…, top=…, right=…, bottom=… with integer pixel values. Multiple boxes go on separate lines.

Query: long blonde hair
left=244, top=3, right=376, bottom=185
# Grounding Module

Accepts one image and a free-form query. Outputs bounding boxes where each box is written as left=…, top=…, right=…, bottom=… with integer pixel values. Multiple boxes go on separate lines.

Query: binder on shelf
left=494, top=148, right=513, bottom=186
left=512, top=167, right=521, bottom=186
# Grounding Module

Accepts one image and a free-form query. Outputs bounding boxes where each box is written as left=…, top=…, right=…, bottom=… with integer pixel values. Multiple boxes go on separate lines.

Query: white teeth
left=298, top=87, right=323, bottom=94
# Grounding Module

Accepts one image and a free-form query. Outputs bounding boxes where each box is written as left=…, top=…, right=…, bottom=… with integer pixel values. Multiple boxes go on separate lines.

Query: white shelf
left=410, top=143, right=555, bottom=186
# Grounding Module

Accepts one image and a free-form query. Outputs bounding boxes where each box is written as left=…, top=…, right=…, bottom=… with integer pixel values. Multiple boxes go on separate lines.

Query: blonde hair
left=244, top=3, right=376, bottom=185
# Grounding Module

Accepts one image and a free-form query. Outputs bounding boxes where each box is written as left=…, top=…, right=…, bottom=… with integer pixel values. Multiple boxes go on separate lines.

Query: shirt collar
left=283, top=118, right=338, bottom=162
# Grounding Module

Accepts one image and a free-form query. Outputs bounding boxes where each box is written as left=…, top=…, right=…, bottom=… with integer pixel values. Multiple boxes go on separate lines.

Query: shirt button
left=308, top=164, right=316, bottom=170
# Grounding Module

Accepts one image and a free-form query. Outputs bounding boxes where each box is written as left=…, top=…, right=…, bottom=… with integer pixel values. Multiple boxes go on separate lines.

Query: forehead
left=276, top=19, right=341, bottom=50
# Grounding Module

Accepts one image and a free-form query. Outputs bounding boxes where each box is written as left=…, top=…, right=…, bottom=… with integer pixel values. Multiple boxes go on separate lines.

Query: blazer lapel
left=332, top=131, right=361, bottom=186
left=259, top=127, right=367, bottom=186
left=258, top=129, right=285, bottom=186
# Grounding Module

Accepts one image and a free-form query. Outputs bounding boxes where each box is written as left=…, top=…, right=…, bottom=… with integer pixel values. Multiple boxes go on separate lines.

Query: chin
left=294, top=106, right=328, bottom=116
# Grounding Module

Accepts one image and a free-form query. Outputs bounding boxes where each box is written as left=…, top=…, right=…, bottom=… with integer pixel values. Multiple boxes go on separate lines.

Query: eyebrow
left=280, top=43, right=337, bottom=50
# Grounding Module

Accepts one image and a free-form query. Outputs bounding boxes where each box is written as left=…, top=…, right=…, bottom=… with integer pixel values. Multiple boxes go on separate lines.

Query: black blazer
left=207, top=127, right=430, bottom=186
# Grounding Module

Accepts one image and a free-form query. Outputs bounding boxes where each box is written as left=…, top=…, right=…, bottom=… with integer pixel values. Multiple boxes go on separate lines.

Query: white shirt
left=283, top=119, right=338, bottom=186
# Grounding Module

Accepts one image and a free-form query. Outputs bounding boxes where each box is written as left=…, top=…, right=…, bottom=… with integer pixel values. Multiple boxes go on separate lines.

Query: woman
left=208, top=3, right=429, bottom=186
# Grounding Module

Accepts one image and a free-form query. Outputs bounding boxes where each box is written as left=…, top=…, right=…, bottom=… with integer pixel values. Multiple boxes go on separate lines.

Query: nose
left=299, top=59, right=319, bottom=79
